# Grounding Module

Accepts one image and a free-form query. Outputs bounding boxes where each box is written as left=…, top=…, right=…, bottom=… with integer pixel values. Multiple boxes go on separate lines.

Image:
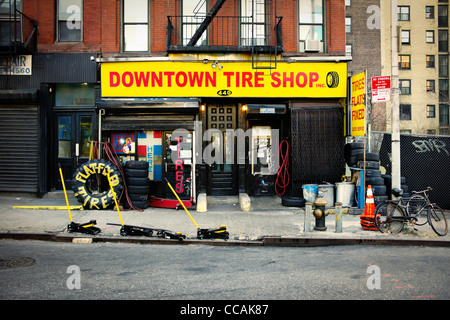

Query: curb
left=263, top=236, right=450, bottom=247
left=1, top=233, right=449, bottom=247
left=0, top=233, right=263, bottom=246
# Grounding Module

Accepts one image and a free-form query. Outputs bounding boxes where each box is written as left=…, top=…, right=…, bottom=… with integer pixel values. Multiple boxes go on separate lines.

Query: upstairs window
left=401, top=30, right=410, bottom=45
left=241, top=0, right=267, bottom=46
left=0, top=0, right=22, bottom=42
left=439, top=30, right=448, bottom=52
left=182, top=0, right=207, bottom=46
left=399, top=55, right=410, bottom=70
left=438, top=5, right=448, bottom=28
left=57, top=0, right=82, bottom=42
left=426, top=55, right=435, bottom=68
left=400, top=79, right=411, bottom=95
left=298, top=0, right=324, bottom=53
left=426, top=30, right=435, bottom=43
left=123, top=0, right=149, bottom=52
left=439, top=55, right=449, bottom=77
left=426, top=6, right=434, bottom=19
left=398, top=6, right=410, bottom=21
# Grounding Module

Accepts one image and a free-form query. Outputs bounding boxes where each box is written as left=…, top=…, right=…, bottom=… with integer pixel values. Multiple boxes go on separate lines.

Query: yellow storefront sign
left=350, top=71, right=366, bottom=136
left=101, top=61, right=347, bottom=98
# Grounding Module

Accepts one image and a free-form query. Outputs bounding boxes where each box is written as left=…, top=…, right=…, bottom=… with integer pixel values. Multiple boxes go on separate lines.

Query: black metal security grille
left=290, top=106, right=345, bottom=197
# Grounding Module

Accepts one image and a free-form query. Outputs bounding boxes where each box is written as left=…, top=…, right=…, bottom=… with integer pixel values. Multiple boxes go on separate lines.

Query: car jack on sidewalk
left=165, top=178, right=230, bottom=240
left=197, top=225, right=229, bottom=240
left=106, top=173, right=186, bottom=241
left=67, top=220, right=101, bottom=235
left=106, top=223, right=186, bottom=240
left=59, top=164, right=101, bottom=235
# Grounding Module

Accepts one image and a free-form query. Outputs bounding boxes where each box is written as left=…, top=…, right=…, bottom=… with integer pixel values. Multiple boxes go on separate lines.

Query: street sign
left=371, top=76, right=390, bottom=103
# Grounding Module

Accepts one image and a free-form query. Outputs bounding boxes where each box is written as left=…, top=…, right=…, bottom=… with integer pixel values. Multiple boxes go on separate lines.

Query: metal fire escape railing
left=0, top=0, right=38, bottom=55
left=166, top=0, right=283, bottom=70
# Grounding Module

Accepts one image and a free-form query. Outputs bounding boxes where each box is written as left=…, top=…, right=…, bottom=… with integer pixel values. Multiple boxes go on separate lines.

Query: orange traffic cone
left=360, top=185, right=377, bottom=230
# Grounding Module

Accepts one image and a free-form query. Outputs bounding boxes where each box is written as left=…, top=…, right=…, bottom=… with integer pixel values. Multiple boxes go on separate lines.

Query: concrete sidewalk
left=0, top=192, right=449, bottom=246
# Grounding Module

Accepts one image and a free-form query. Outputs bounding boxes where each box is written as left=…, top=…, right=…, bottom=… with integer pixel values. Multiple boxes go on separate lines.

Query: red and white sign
left=371, top=76, right=391, bottom=103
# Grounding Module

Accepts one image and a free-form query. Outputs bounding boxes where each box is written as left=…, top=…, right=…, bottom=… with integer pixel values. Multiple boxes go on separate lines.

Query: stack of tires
left=357, top=152, right=388, bottom=206
left=123, top=161, right=150, bottom=209
left=344, top=142, right=364, bottom=168
left=344, top=143, right=387, bottom=206
left=381, top=175, right=410, bottom=199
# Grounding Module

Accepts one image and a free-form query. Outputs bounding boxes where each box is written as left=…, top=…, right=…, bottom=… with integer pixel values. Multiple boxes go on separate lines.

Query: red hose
left=99, top=142, right=143, bottom=212
left=275, top=140, right=290, bottom=196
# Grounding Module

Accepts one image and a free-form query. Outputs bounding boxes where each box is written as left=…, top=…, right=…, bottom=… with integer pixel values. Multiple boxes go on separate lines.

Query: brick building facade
left=1, top=0, right=349, bottom=209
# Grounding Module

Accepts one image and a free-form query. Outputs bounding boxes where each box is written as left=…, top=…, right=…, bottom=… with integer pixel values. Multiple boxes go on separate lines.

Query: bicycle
left=375, top=187, right=448, bottom=236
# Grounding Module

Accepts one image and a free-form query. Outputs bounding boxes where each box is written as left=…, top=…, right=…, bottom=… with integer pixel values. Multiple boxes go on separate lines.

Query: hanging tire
left=72, top=159, right=123, bottom=209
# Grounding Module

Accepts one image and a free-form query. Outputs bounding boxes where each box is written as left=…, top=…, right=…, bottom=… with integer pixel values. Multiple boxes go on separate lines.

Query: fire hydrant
left=313, top=194, right=329, bottom=231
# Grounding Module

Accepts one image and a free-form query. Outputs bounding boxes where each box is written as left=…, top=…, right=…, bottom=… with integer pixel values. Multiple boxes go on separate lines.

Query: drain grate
left=0, top=257, right=36, bottom=270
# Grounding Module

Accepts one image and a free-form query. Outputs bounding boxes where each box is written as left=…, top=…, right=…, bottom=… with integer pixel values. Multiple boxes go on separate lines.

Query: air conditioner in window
left=305, top=40, right=321, bottom=52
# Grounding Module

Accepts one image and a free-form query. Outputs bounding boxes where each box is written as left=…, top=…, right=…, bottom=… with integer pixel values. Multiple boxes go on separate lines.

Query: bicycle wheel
left=375, top=203, right=405, bottom=234
left=407, top=194, right=428, bottom=226
left=429, top=206, right=448, bottom=236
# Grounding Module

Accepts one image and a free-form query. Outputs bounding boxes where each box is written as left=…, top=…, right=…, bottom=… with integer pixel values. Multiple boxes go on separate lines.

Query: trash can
left=318, top=184, right=335, bottom=208
left=335, top=182, right=355, bottom=207
left=302, top=184, right=318, bottom=203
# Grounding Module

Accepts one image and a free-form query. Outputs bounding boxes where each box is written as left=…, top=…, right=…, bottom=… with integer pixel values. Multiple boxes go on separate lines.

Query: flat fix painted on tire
left=72, top=159, right=123, bottom=209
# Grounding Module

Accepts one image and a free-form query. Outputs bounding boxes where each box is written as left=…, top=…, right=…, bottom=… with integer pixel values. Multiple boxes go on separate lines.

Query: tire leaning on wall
left=72, top=159, right=123, bottom=209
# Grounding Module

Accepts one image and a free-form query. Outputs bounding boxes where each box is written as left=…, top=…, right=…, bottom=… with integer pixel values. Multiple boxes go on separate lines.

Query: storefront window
left=58, top=116, right=71, bottom=158
left=55, top=83, right=94, bottom=106
left=79, top=115, right=92, bottom=157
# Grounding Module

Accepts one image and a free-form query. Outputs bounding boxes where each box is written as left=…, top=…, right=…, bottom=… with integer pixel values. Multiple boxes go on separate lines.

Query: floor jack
left=165, top=178, right=230, bottom=240
left=106, top=173, right=186, bottom=241
left=106, top=223, right=186, bottom=240
left=59, top=165, right=101, bottom=235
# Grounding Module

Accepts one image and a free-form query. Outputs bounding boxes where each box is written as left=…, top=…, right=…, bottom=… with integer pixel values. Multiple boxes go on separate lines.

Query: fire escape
left=0, top=0, right=38, bottom=74
left=166, top=0, right=283, bottom=70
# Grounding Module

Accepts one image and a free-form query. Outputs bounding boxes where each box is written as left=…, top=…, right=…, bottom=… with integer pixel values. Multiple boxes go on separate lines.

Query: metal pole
left=391, top=0, right=401, bottom=197
left=98, top=109, right=104, bottom=159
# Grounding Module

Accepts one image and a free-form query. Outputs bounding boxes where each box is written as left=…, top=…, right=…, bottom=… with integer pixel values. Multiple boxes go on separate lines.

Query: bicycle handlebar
left=412, top=186, right=432, bottom=194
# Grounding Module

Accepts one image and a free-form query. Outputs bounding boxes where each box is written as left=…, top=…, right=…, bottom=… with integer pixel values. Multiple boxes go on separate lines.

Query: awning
left=246, top=104, right=286, bottom=115
left=96, top=98, right=200, bottom=115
